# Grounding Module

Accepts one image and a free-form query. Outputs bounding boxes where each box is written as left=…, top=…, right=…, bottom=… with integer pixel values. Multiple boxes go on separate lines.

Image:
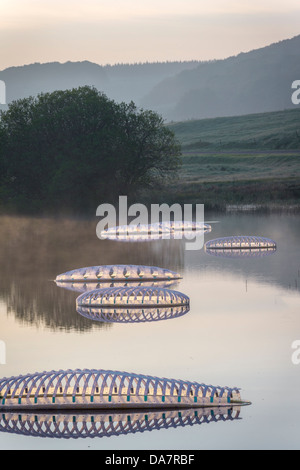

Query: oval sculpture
left=76, top=286, right=190, bottom=309
left=205, top=235, right=276, bottom=251
left=0, top=368, right=250, bottom=410
left=56, top=265, right=182, bottom=283
left=102, top=221, right=211, bottom=236
left=100, top=222, right=211, bottom=241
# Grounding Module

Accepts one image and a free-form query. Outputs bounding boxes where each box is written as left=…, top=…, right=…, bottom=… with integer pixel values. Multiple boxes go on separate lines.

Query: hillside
left=1, top=34, right=300, bottom=121
left=0, top=60, right=199, bottom=111
left=169, top=108, right=300, bottom=151
left=161, top=108, right=300, bottom=210
left=142, top=35, right=300, bottom=121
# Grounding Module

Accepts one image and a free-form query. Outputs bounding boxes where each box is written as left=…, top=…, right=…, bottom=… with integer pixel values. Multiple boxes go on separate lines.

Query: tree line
left=0, top=86, right=181, bottom=214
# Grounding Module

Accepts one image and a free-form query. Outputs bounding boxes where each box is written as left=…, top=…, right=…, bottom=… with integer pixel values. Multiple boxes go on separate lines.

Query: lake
left=0, top=211, right=299, bottom=450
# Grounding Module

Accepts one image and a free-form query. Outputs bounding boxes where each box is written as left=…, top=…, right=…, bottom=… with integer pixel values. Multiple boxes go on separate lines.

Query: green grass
left=168, top=108, right=300, bottom=151
left=162, top=109, right=300, bottom=210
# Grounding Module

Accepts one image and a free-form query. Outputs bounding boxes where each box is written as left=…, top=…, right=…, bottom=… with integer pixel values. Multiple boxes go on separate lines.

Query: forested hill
left=0, top=34, right=299, bottom=121
left=141, top=34, right=300, bottom=121
left=0, top=60, right=200, bottom=111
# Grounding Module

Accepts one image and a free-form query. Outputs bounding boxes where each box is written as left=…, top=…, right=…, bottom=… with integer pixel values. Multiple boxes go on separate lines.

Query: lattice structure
left=100, top=222, right=211, bottom=241
left=56, top=265, right=182, bottom=283
left=205, top=247, right=277, bottom=259
left=102, top=221, right=211, bottom=236
left=76, top=286, right=190, bottom=309
left=0, top=369, right=245, bottom=410
left=205, top=235, right=276, bottom=251
left=76, top=305, right=190, bottom=323
left=0, top=406, right=241, bottom=439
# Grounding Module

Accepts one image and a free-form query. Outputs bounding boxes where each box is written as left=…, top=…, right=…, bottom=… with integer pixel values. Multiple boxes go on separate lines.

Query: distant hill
left=142, top=35, right=300, bottom=121
left=0, top=60, right=199, bottom=112
left=0, top=35, right=300, bottom=121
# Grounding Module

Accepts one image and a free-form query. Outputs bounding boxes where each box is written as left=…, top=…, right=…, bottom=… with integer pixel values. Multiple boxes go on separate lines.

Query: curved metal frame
left=76, top=286, right=190, bottom=308
left=56, top=265, right=182, bottom=283
left=205, top=235, right=276, bottom=250
left=0, top=369, right=242, bottom=409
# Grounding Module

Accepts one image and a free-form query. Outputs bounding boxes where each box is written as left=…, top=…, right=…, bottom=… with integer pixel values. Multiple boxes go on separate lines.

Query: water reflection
left=205, top=247, right=277, bottom=259
left=0, top=216, right=184, bottom=331
left=0, top=213, right=299, bottom=332
left=0, top=406, right=242, bottom=439
left=76, top=304, right=190, bottom=323
left=55, top=280, right=180, bottom=294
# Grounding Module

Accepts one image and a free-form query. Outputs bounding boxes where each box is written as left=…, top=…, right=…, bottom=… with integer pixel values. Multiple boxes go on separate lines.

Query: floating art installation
left=205, top=247, right=277, bottom=259
left=55, top=265, right=182, bottom=284
left=0, top=368, right=250, bottom=411
left=0, top=406, right=242, bottom=439
left=76, top=286, right=190, bottom=309
left=205, top=235, right=276, bottom=252
left=100, top=222, right=211, bottom=242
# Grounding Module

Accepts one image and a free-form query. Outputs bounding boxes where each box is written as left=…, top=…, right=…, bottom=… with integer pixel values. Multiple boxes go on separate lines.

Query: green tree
left=0, top=86, right=181, bottom=214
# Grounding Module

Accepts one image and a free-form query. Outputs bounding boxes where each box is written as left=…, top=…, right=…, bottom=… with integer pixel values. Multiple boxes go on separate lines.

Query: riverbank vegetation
left=162, top=109, right=300, bottom=210
left=0, top=86, right=181, bottom=215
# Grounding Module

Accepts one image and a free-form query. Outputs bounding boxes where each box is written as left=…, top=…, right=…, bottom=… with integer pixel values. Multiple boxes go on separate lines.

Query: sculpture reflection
left=0, top=406, right=242, bottom=439
left=76, top=304, right=190, bottom=323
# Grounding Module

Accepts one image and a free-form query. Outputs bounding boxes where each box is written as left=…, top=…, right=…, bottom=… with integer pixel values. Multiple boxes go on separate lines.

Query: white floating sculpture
left=0, top=368, right=250, bottom=410
left=205, top=235, right=276, bottom=251
left=55, top=265, right=182, bottom=283
left=100, top=222, right=211, bottom=241
left=76, top=286, right=190, bottom=309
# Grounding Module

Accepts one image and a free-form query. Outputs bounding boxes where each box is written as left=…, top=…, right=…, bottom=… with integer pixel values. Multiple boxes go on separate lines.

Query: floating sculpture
left=0, top=368, right=249, bottom=410
left=76, top=286, right=190, bottom=309
left=205, top=235, right=276, bottom=251
left=100, top=222, right=211, bottom=242
left=55, top=265, right=182, bottom=283
left=76, top=304, right=190, bottom=323
left=0, top=406, right=242, bottom=439
left=205, top=247, right=277, bottom=259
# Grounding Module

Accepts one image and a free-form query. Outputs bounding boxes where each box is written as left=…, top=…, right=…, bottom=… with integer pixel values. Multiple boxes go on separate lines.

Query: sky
left=0, top=0, right=300, bottom=70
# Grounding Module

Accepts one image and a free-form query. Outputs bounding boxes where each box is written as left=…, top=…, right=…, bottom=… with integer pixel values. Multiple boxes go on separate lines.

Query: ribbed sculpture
left=205, top=235, right=276, bottom=251
left=0, top=368, right=248, bottom=411
left=56, top=265, right=182, bottom=283
left=100, top=222, right=211, bottom=241
left=0, top=406, right=242, bottom=439
left=76, top=286, right=190, bottom=309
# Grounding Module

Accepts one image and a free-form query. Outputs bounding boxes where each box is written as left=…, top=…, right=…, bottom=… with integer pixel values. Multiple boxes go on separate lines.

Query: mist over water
left=0, top=211, right=299, bottom=449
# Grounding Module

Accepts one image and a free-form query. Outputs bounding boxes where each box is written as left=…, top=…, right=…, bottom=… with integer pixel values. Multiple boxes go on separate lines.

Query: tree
left=0, top=86, right=181, bottom=214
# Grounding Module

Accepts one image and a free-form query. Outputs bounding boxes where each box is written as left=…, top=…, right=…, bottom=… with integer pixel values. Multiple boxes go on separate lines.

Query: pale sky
left=0, top=0, right=300, bottom=69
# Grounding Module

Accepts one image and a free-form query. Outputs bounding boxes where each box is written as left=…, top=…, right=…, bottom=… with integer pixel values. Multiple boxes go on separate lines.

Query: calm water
left=0, top=212, right=300, bottom=450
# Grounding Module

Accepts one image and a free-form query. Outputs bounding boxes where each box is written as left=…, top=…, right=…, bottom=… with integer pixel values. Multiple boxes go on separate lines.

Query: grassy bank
left=164, top=109, right=300, bottom=210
